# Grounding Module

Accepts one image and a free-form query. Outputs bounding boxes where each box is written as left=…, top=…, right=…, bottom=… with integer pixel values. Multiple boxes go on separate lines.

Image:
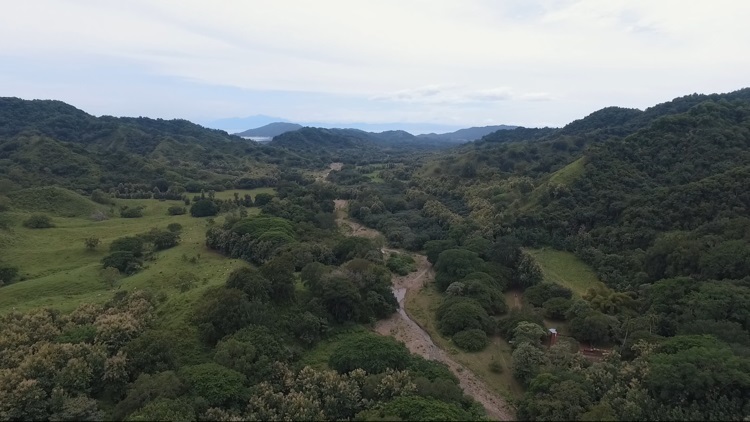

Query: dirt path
left=335, top=199, right=514, bottom=421
left=315, top=162, right=344, bottom=182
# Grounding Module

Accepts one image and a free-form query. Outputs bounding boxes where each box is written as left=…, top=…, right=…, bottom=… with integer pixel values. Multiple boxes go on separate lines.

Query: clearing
left=527, top=248, right=604, bottom=296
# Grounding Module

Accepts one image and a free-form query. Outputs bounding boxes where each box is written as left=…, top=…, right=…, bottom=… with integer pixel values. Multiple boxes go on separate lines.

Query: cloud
left=0, top=0, right=749, bottom=126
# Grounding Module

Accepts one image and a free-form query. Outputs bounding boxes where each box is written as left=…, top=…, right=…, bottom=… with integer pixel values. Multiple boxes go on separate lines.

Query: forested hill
left=268, top=127, right=446, bottom=168
left=0, top=97, right=288, bottom=192
left=413, top=88, right=750, bottom=290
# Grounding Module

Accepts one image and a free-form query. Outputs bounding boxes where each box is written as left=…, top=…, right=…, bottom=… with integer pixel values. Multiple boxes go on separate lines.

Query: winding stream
left=334, top=199, right=514, bottom=421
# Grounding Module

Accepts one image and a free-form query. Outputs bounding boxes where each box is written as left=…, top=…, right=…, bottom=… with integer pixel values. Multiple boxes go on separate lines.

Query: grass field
left=405, top=282, right=525, bottom=400
left=0, top=189, right=272, bottom=314
left=526, top=248, right=604, bottom=296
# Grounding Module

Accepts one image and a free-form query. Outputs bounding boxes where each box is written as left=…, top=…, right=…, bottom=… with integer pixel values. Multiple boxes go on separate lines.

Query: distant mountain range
left=236, top=122, right=303, bottom=138
left=233, top=121, right=517, bottom=144
left=416, top=125, right=518, bottom=143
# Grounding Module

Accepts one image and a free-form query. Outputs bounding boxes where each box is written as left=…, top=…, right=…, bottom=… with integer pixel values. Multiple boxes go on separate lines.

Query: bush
left=120, top=207, right=144, bottom=218
left=89, top=210, right=109, bottom=221
left=0, top=265, right=19, bottom=286
left=190, top=199, right=219, bottom=217
left=386, top=252, right=416, bottom=275
left=90, top=189, right=111, bottom=205
left=23, top=214, right=54, bottom=228
left=84, top=236, right=100, bottom=250
left=525, top=283, right=573, bottom=307
left=167, top=206, right=186, bottom=216
left=167, top=223, right=182, bottom=232
left=452, top=329, right=489, bottom=352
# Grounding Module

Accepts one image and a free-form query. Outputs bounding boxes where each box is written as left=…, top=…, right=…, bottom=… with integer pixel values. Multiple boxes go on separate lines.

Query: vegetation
left=2, top=89, right=750, bottom=420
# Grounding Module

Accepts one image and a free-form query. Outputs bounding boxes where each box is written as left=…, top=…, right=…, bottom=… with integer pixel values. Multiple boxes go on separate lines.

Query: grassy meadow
left=526, top=248, right=605, bottom=296
left=0, top=187, right=274, bottom=314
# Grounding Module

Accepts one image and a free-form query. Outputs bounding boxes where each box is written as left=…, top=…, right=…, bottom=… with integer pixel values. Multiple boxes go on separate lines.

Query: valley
left=1, top=89, right=749, bottom=421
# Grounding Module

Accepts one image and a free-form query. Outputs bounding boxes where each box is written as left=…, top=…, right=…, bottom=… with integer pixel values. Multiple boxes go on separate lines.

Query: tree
left=513, top=251, right=543, bottom=289
left=436, top=298, right=492, bottom=336
left=192, top=288, right=253, bottom=344
left=512, top=343, right=549, bottom=386
left=226, top=267, right=271, bottom=302
left=178, top=363, right=247, bottom=407
left=329, top=333, right=411, bottom=374
left=83, top=236, right=101, bottom=250
left=189, top=199, right=218, bottom=217
left=254, top=192, right=274, bottom=206
left=452, top=329, right=489, bottom=352
left=512, top=321, right=547, bottom=348
left=434, top=249, right=486, bottom=291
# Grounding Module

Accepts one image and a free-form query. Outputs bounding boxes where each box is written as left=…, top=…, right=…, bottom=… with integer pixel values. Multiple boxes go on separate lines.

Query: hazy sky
left=2, top=0, right=749, bottom=132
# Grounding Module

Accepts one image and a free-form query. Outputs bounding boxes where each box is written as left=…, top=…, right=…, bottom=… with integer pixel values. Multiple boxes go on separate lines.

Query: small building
left=548, top=328, right=558, bottom=346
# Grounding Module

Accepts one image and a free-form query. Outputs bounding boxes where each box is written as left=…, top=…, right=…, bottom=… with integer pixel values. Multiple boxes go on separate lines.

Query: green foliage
left=386, top=252, right=416, bottom=275
left=0, top=264, right=19, bottom=286
left=110, top=236, right=144, bottom=257
left=226, top=267, right=271, bottom=302
left=114, top=371, right=185, bottom=420
left=192, top=288, right=254, bottom=345
left=126, top=398, right=195, bottom=422
left=83, top=236, right=100, bottom=250
left=101, top=251, right=141, bottom=274
left=178, top=363, right=247, bottom=407
left=120, top=206, right=144, bottom=218
left=358, top=395, right=479, bottom=421
left=511, top=343, right=549, bottom=386
left=452, top=329, right=489, bottom=352
left=23, top=213, right=54, bottom=228
left=167, top=205, right=186, bottom=216
left=434, top=249, right=485, bottom=291
left=436, top=297, right=493, bottom=336
left=189, top=199, right=218, bottom=217
left=329, top=333, right=411, bottom=374
left=524, top=282, right=573, bottom=307
left=542, top=297, right=572, bottom=320
left=253, top=192, right=274, bottom=206
left=166, top=222, right=182, bottom=232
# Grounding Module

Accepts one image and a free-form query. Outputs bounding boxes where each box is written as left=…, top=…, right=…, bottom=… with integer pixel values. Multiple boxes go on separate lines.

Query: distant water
left=242, top=136, right=272, bottom=142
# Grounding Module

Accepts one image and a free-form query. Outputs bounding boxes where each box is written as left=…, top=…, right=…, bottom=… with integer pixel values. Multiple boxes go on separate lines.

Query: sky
left=1, top=0, right=749, bottom=134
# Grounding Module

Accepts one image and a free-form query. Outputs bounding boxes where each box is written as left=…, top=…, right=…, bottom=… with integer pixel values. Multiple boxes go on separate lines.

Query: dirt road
left=335, top=199, right=515, bottom=421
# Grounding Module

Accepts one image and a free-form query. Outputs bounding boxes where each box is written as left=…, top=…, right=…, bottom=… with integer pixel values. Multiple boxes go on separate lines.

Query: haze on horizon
left=1, top=0, right=748, bottom=133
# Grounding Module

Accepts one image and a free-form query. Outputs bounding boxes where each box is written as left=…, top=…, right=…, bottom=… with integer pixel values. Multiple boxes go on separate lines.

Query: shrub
left=167, top=206, right=186, bottom=216
left=23, top=214, right=54, bottom=228
left=167, top=223, right=182, bottom=232
left=386, top=252, right=416, bottom=275
left=0, top=265, right=19, bottom=286
left=84, top=236, right=101, bottom=250
left=89, top=210, right=109, bottom=221
left=120, top=206, right=144, bottom=218
left=489, top=360, right=504, bottom=374
left=452, top=329, right=489, bottom=352
left=542, top=297, right=573, bottom=320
